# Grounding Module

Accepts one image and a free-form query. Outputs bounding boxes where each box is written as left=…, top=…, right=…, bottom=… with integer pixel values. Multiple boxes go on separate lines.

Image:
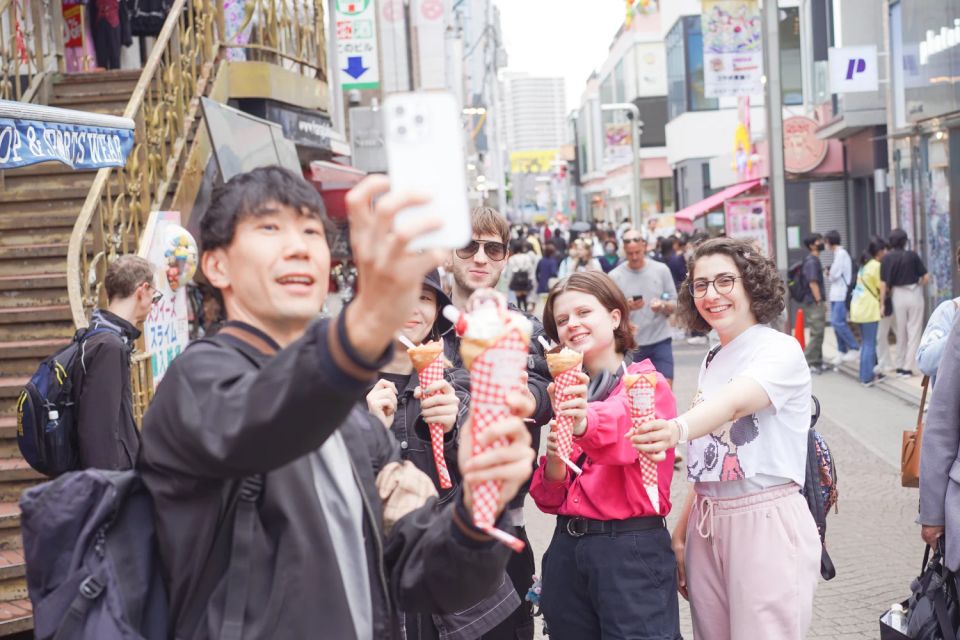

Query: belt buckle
left=565, top=517, right=587, bottom=537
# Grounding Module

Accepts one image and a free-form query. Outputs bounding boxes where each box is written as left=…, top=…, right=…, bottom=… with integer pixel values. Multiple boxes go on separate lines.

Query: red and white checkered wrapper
left=626, top=373, right=661, bottom=513
left=415, top=353, right=453, bottom=490
left=466, top=325, right=529, bottom=553
left=552, top=365, right=583, bottom=473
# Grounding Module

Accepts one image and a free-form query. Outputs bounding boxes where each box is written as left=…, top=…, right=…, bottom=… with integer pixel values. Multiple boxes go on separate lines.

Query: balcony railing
left=0, top=0, right=64, bottom=101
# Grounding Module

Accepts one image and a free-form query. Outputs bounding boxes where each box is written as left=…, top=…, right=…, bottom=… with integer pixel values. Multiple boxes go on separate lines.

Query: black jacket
left=73, top=309, right=141, bottom=470
left=139, top=318, right=510, bottom=640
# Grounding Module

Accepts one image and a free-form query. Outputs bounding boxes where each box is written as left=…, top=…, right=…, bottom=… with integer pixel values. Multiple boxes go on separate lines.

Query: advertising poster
left=701, top=0, right=764, bottom=98
left=603, top=122, right=633, bottom=166
left=139, top=211, right=197, bottom=388
left=724, top=196, right=771, bottom=256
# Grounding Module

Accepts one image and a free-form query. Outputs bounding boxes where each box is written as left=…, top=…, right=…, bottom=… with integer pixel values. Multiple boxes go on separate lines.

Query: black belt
left=557, top=515, right=665, bottom=538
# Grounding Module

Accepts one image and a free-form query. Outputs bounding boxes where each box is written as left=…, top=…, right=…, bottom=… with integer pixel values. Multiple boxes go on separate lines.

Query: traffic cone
left=794, top=307, right=805, bottom=351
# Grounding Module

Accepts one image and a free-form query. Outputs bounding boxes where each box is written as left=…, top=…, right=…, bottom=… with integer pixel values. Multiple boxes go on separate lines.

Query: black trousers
left=539, top=524, right=680, bottom=640
left=93, top=19, right=122, bottom=69
left=480, top=525, right=535, bottom=640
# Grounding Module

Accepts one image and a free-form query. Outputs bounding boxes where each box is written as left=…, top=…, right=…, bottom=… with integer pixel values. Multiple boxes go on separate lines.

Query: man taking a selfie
left=138, top=167, right=535, bottom=640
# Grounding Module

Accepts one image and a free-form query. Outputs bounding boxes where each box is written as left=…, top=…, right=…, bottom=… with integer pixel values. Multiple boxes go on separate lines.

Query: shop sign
left=0, top=117, right=134, bottom=170
left=63, top=4, right=83, bottom=48
left=700, top=0, right=764, bottom=98
left=828, top=45, right=879, bottom=93
left=725, top=196, right=771, bottom=256
left=264, top=102, right=336, bottom=151
left=510, top=149, right=557, bottom=175
left=783, top=116, right=828, bottom=174
left=335, top=0, right=380, bottom=90
left=603, top=122, right=633, bottom=166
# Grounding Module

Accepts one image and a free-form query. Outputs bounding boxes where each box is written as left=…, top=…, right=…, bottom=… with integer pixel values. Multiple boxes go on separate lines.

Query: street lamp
left=601, top=103, right=644, bottom=229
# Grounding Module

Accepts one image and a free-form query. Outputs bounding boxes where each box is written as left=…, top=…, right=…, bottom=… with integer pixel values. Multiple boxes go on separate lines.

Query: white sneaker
left=828, top=355, right=843, bottom=366
left=841, top=351, right=859, bottom=363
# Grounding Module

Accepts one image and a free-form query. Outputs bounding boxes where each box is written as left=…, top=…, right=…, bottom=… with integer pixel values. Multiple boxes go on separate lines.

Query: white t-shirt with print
left=686, top=324, right=812, bottom=488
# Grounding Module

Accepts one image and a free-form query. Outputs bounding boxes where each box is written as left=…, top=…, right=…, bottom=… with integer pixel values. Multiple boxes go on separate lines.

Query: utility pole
left=762, top=0, right=788, bottom=271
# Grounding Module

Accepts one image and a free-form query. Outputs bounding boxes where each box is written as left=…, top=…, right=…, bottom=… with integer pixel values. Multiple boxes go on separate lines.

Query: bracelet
left=672, top=416, right=689, bottom=445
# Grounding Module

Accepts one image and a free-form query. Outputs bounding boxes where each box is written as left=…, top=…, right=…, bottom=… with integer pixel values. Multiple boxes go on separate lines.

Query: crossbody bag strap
left=916, top=376, right=931, bottom=438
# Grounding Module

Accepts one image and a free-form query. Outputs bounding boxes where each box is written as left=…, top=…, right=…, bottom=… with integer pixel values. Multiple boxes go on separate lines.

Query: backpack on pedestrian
left=509, top=269, right=532, bottom=293
left=21, top=329, right=269, bottom=640
left=16, top=326, right=121, bottom=477
left=802, top=396, right=838, bottom=581
left=787, top=261, right=807, bottom=303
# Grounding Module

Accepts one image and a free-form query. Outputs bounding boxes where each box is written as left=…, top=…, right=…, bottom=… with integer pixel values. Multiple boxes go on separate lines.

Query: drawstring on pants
left=696, top=496, right=715, bottom=539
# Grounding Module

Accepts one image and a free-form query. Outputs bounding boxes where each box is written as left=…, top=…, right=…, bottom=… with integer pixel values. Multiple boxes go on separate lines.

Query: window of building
left=666, top=20, right=686, bottom=120
left=780, top=7, right=803, bottom=105
left=614, top=59, right=626, bottom=105
left=701, top=162, right=711, bottom=192
left=685, top=17, right=719, bottom=112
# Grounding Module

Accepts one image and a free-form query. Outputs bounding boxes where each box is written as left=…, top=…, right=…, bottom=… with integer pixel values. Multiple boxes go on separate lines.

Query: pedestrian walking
left=631, top=237, right=821, bottom=640
left=138, top=167, right=535, bottom=640
left=506, top=240, right=537, bottom=313
left=609, top=229, right=678, bottom=384
left=824, top=230, right=860, bottom=365
left=801, top=233, right=828, bottom=373
left=532, top=271, right=680, bottom=640
left=917, top=245, right=960, bottom=385
left=881, top=228, right=929, bottom=377
left=850, top=237, right=887, bottom=387
left=74, top=255, right=158, bottom=470
left=557, top=238, right=601, bottom=278
left=599, top=238, right=621, bottom=273
left=919, top=313, right=960, bottom=573
left=535, top=242, right=561, bottom=312
left=368, top=270, right=521, bottom=639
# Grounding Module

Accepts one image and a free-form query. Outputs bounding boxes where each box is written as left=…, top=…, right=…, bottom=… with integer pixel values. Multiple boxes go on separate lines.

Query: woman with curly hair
left=629, top=237, right=820, bottom=639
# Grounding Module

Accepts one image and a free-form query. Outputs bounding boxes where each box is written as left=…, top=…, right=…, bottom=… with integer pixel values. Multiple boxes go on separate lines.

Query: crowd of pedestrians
left=24, top=162, right=960, bottom=640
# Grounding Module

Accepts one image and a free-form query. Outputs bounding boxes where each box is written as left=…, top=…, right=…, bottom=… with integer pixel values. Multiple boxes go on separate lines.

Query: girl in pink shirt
left=530, top=271, right=680, bottom=639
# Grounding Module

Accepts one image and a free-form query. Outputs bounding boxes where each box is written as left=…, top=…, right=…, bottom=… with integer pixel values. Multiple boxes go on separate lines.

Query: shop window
left=685, top=17, right=719, bottom=112
left=780, top=7, right=803, bottom=106
left=666, top=19, right=687, bottom=120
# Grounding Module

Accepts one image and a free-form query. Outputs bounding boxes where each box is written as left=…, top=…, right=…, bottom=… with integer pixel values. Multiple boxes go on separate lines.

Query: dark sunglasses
left=623, top=237, right=645, bottom=245
left=146, top=283, right=163, bottom=305
left=455, top=240, right=507, bottom=261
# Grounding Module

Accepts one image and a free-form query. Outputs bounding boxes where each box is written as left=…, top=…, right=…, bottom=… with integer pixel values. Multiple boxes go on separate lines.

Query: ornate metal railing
left=0, top=0, right=64, bottom=101
left=66, top=0, right=328, bottom=328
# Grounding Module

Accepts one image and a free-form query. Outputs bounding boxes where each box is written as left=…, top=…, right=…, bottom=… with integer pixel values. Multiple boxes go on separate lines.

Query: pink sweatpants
left=684, top=484, right=821, bottom=640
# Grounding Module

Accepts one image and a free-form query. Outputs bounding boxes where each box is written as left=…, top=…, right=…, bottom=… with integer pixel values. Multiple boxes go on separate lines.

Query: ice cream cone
left=407, top=340, right=444, bottom=372
left=546, top=347, right=583, bottom=379
left=406, top=339, right=453, bottom=490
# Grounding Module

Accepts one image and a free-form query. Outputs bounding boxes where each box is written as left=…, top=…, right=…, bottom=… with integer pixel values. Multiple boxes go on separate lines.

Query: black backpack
left=509, top=269, right=532, bottom=293
left=787, top=261, right=807, bottom=303
left=17, top=326, right=120, bottom=477
left=21, top=469, right=263, bottom=640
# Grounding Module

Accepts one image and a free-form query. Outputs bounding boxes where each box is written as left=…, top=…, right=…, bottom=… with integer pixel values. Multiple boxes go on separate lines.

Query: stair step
left=0, top=244, right=68, bottom=260
left=0, top=197, right=89, bottom=216
left=0, top=379, right=27, bottom=400
left=0, top=419, right=17, bottom=440
left=0, top=188, right=91, bottom=204
left=0, top=213, right=78, bottom=232
left=50, top=91, right=134, bottom=107
left=0, top=459, right=42, bottom=483
left=0, top=338, right=69, bottom=360
left=0, top=274, right=68, bottom=291
left=54, top=69, right=142, bottom=84
left=0, top=161, right=97, bottom=178
left=0, top=306, right=72, bottom=326
left=0, top=171, right=98, bottom=195
left=0, top=599, right=32, bottom=635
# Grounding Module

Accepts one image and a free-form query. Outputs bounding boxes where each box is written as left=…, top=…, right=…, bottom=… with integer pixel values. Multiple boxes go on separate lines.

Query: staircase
left=0, top=69, right=142, bottom=635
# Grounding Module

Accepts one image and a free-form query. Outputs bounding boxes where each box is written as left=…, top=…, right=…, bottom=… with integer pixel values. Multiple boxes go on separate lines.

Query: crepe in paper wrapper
left=546, top=347, right=584, bottom=474
left=623, top=372, right=661, bottom=513
left=458, top=290, right=531, bottom=552
left=407, top=339, right=453, bottom=490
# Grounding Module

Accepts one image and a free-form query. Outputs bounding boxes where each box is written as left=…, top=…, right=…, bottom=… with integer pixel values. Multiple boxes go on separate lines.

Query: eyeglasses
left=689, top=274, right=740, bottom=298
left=623, top=237, right=644, bottom=245
left=146, top=283, right=163, bottom=305
left=455, top=240, right=507, bottom=262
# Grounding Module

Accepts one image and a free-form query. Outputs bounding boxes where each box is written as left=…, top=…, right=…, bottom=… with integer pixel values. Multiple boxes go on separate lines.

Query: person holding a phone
left=609, top=230, right=679, bottom=384
left=442, top=205, right=553, bottom=640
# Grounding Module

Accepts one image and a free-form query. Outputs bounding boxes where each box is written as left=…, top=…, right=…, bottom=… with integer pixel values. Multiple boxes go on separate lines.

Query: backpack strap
left=53, top=574, right=106, bottom=640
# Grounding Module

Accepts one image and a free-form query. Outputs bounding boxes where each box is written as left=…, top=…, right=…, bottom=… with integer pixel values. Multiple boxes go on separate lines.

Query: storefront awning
left=675, top=179, right=762, bottom=226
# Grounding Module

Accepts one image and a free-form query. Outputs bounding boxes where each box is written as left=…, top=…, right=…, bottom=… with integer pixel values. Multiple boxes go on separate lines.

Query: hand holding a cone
left=547, top=371, right=590, bottom=436
left=628, top=418, right=679, bottom=462
left=458, top=390, right=536, bottom=515
left=415, top=380, right=458, bottom=434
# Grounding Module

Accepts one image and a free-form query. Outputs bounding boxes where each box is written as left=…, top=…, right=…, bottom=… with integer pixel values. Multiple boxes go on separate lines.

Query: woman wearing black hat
left=366, top=270, right=521, bottom=640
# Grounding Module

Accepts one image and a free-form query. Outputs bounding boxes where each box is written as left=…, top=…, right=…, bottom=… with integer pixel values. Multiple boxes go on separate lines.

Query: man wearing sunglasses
left=444, top=206, right=553, bottom=640
left=72, top=254, right=159, bottom=470
left=610, top=229, right=679, bottom=384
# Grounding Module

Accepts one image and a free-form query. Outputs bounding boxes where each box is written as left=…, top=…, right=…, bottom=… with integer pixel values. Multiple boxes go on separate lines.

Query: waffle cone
left=623, top=372, right=658, bottom=389
left=461, top=336, right=494, bottom=370
left=547, top=348, right=583, bottom=378
left=407, top=340, right=444, bottom=372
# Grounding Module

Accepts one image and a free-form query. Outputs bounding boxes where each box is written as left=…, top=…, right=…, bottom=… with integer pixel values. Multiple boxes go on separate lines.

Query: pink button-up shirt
left=529, top=359, right=677, bottom=520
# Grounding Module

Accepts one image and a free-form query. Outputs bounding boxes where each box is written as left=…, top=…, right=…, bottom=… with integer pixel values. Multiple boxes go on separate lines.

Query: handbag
left=901, top=375, right=930, bottom=488
left=881, top=541, right=960, bottom=640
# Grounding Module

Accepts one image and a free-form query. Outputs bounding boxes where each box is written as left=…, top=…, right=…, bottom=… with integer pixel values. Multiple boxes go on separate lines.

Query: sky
left=495, top=0, right=626, bottom=112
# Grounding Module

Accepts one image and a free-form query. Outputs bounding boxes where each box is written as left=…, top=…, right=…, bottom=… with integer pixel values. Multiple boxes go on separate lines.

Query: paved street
left=524, top=341, right=926, bottom=639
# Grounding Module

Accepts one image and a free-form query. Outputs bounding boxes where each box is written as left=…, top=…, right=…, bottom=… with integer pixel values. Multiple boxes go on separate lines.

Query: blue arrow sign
left=343, top=56, right=369, bottom=80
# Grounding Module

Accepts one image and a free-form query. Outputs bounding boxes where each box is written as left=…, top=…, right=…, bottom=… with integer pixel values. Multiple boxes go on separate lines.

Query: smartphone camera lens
left=396, top=106, right=405, bottom=116
left=414, top=114, right=424, bottom=125
left=397, top=125, right=407, bottom=136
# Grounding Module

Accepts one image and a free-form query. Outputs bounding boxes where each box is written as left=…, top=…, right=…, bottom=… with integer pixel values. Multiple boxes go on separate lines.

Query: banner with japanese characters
left=701, top=0, right=764, bottom=98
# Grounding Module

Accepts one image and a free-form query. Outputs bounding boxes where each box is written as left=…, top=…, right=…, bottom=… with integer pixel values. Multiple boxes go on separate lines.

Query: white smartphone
left=383, top=91, right=471, bottom=252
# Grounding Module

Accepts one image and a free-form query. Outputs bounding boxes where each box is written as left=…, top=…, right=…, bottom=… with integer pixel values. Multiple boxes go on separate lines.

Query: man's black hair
left=824, top=230, right=841, bottom=246
left=889, top=228, right=909, bottom=250
left=804, top=232, right=823, bottom=250
left=199, top=165, right=331, bottom=254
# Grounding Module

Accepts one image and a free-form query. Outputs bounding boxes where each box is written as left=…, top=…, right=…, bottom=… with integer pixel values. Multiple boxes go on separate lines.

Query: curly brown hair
left=542, top=271, right=637, bottom=354
left=678, top=237, right=785, bottom=333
